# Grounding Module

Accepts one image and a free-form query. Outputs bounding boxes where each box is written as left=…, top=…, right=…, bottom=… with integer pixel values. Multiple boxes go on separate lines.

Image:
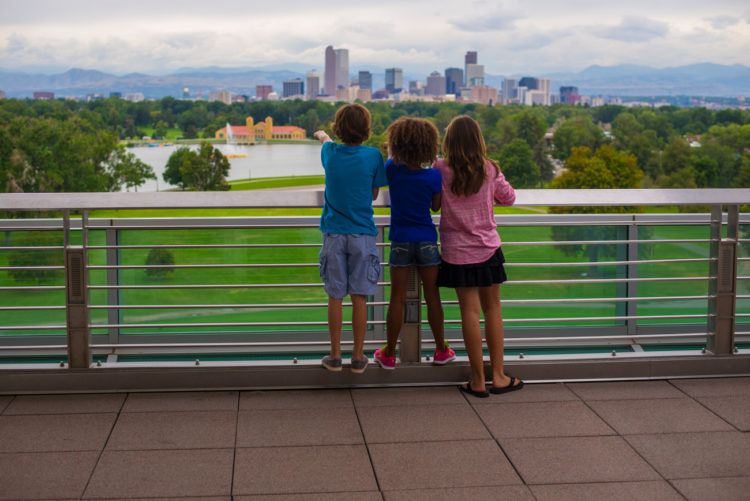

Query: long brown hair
left=443, top=115, right=499, bottom=196
left=385, top=117, right=439, bottom=168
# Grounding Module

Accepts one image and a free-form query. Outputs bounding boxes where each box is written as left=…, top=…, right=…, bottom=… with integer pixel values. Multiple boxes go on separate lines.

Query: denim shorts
left=388, top=241, right=441, bottom=268
left=319, top=233, right=380, bottom=299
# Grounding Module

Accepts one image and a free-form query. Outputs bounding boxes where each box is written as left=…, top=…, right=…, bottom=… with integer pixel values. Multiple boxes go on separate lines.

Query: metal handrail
left=0, top=189, right=746, bottom=380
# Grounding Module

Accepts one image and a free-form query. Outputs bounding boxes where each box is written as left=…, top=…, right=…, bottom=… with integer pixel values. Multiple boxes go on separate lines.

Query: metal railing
left=0, top=188, right=748, bottom=392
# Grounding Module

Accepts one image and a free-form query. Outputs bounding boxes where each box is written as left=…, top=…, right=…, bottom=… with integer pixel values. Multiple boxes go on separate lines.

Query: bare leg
left=351, top=294, right=367, bottom=360
left=418, top=265, right=445, bottom=348
left=478, top=284, right=510, bottom=388
left=328, top=296, right=343, bottom=359
left=385, top=267, right=409, bottom=357
left=456, top=287, right=486, bottom=392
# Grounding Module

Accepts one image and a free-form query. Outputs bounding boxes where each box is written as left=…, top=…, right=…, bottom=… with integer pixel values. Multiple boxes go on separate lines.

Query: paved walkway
left=1, top=377, right=749, bottom=500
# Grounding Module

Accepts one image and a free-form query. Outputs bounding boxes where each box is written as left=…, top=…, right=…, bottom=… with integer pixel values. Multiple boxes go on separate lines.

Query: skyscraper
left=324, top=46, right=336, bottom=95
left=445, top=67, right=463, bottom=96
left=335, top=49, right=349, bottom=90
left=306, top=71, right=322, bottom=100
left=256, top=85, right=273, bottom=100
left=560, top=86, right=581, bottom=104
left=385, top=68, right=403, bottom=93
left=466, top=64, right=484, bottom=87
left=426, top=71, right=446, bottom=96
left=501, top=78, right=519, bottom=104
left=358, top=71, right=372, bottom=91
left=282, top=78, right=304, bottom=98
left=519, top=77, right=539, bottom=90
left=465, top=51, right=477, bottom=86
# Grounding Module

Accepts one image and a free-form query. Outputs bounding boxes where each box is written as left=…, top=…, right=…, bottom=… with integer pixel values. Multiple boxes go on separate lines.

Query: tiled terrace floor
left=1, top=377, right=749, bottom=500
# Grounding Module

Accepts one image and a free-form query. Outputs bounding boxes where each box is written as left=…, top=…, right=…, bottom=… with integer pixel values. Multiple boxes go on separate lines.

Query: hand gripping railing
left=0, top=189, right=748, bottom=383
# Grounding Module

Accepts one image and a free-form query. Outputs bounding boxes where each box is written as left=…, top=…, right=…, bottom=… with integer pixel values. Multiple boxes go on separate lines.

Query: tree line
left=1, top=96, right=749, bottom=195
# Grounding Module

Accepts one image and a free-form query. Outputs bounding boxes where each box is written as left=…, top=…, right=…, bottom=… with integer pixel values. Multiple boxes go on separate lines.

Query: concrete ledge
left=1, top=354, right=749, bottom=394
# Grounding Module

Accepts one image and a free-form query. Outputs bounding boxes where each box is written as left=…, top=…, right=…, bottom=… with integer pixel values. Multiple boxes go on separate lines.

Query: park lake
left=127, top=143, right=323, bottom=192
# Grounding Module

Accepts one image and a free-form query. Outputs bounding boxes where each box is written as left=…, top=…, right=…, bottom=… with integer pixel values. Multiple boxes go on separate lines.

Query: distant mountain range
left=1, top=63, right=748, bottom=99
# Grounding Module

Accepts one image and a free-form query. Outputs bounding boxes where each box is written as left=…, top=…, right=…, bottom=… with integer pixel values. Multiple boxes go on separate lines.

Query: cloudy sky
left=1, top=0, right=749, bottom=76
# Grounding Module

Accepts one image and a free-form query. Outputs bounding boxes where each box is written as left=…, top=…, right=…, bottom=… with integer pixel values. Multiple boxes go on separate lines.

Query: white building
left=466, top=64, right=484, bottom=87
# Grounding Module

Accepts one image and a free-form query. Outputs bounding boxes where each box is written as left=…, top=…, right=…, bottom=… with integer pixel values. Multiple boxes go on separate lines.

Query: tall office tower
left=445, top=67, right=463, bottom=96
left=466, top=64, right=484, bottom=87
left=519, top=77, right=539, bottom=90
left=426, top=71, right=446, bottom=96
left=358, top=71, right=373, bottom=91
left=536, top=78, right=551, bottom=105
left=465, top=51, right=478, bottom=85
left=282, top=78, right=304, bottom=98
left=335, top=49, right=349, bottom=90
left=256, top=85, right=273, bottom=100
left=324, top=46, right=336, bottom=95
left=385, top=68, right=403, bottom=93
left=560, top=86, right=581, bottom=104
left=306, top=70, right=323, bottom=100
left=501, top=78, right=519, bottom=103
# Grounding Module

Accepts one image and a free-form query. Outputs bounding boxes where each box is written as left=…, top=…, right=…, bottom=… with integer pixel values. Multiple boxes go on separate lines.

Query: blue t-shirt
left=320, top=141, right=387, bottom=235
left=386, top=159, right=442, bottom=242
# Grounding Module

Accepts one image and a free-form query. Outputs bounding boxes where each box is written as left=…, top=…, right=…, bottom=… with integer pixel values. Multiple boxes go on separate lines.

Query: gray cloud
left=449, top=15, right=519, bottom=32
left=592, top=16, right=669, bottom=42
left=706, top=15, right=739, bottom=29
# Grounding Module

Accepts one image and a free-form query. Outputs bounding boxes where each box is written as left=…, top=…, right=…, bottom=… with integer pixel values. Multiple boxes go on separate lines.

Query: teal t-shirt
left=320, top=142, right=387, bottom=235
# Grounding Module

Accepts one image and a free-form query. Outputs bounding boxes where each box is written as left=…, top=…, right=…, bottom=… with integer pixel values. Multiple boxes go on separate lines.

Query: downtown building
left=282, top=78, right=304, bottom=98
left=445, top=67, right=463, bottom=96
left=385, top=68, right=403, bottom=93
left=324, top=45, right=350, bottom=96
left=306, top=71, right=323, bottom=100
left=426, top=72, right=446, bottom=96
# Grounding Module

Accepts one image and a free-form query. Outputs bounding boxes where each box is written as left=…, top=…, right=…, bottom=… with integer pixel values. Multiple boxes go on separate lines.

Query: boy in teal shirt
left=314, top=103, right=387, bottom=373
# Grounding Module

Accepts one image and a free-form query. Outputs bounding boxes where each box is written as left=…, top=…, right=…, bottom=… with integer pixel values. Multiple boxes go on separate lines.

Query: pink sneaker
left=374, top=346, right=396, bottom=370
left=433, top=343, right=456, bottom=365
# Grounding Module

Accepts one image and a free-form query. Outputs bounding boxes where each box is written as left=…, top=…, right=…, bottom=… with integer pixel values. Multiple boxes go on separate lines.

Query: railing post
left=399, top=265, right=422, bottom=363
left=372, top=226, right=387, bottom=341
left=106, top=226, right=120, bottom=344
left=707, top=205, right=737, bottom=355
left=64, top=210, right=91, bottom=368
left=626, top=219, right=639, bottom=336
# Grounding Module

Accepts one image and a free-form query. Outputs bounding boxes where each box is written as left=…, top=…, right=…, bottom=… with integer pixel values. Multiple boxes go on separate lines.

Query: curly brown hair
left=385, top=117, right=440, bottom=168
left=443, top=115, right=499, bottom=197
left=331, top=103, right=371, bottom=145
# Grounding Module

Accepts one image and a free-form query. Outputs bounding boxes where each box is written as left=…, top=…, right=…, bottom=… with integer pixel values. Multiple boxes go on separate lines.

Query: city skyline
left=1, top=0, right=749, bottom=76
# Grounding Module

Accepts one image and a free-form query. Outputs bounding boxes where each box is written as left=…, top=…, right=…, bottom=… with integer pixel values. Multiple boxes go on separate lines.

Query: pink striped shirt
left=434, top=158, right=516, bottom=265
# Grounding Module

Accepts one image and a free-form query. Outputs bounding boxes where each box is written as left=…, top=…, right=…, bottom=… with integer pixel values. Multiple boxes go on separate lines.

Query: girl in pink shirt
left=434, top=115, right=523, bottom=398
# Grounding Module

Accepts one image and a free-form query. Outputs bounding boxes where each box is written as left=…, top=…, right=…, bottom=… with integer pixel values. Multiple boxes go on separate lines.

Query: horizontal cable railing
left=0, top=189, right=747, bottom=375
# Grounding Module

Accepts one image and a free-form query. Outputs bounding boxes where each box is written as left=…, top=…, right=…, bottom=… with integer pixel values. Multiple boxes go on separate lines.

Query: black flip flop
left=489, top=376, right=524, bottom=395
left=458, top=383, right=489, bottom=398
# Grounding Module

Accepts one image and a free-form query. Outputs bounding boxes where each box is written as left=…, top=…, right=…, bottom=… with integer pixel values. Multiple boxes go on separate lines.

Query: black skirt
left=437, top=247, right=507, bottom=288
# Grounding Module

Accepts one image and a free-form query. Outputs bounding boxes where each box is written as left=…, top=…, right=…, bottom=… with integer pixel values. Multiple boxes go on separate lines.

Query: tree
left=551, top=116, right=603, bottom=160
left=106, top=144, right=156, bottom=192
left=164, top=142, right=230, bottom=191
left=497, top=139, right=539, bottom=188
left=514, top=112, right=546, bottom=150
left=612, top=112, right=643, bottom=150
left=153, top=120, right=169, bottom=139
left=145, top=248, right=175, bottom=280
left=660, top=138, right=691, bottom=177
left=163, top=147, right=195, bottom=190
left=8, top=231, right=64, bottom=284
left=550, top=146, right=643, bottom=268
left=733, top=155, right=750, bottom=188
